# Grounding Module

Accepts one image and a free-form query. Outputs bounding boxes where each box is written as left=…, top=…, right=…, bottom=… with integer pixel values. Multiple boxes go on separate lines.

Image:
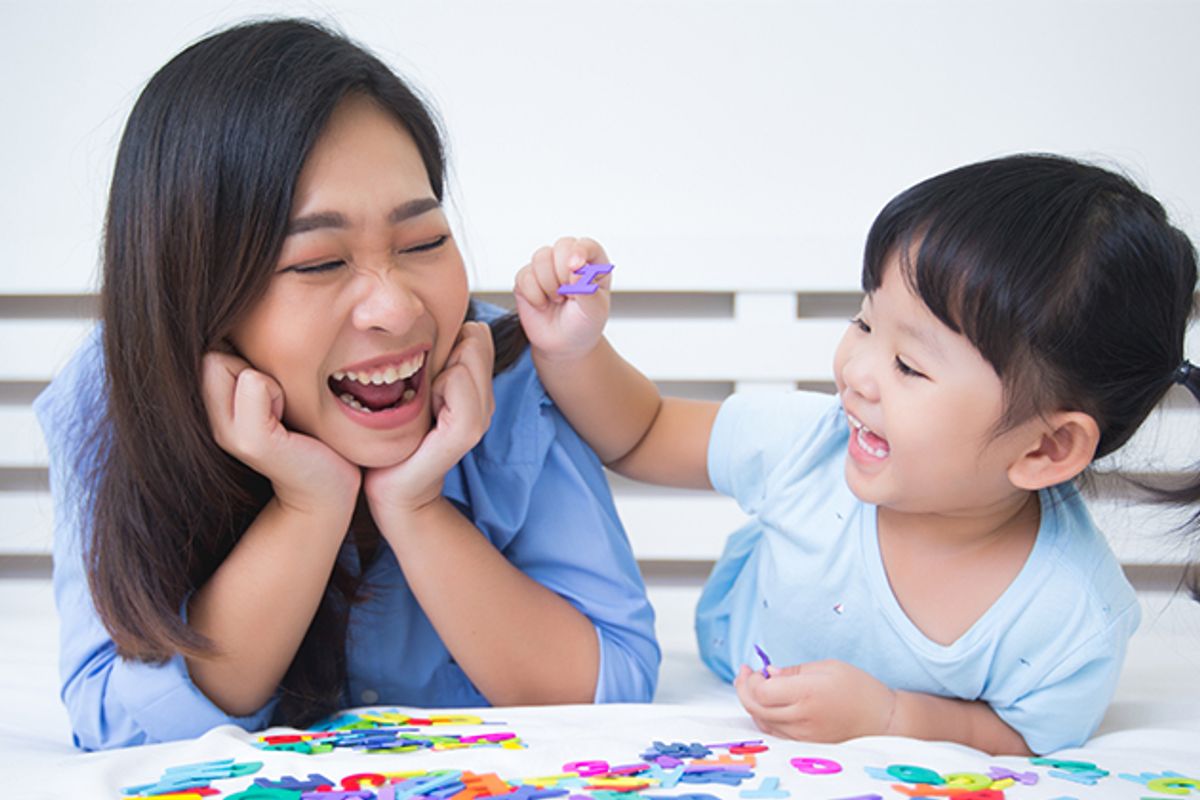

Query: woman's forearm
left=382, top=497, right=600, bottom=705
left=185, top=496, right=354, bottom=716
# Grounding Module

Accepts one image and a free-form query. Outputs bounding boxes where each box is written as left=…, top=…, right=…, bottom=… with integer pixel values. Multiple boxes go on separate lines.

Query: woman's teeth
left=331, top=352, right=425, bottom=413
left=338, top=389, right=416, bottom=413
left=332, top=352, right=425, bottom=386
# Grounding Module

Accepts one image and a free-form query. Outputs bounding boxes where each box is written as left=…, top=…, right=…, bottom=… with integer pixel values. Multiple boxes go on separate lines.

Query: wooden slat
left=0, top=319, right=92, bottom=382
left=5, top=399, right=1199, bottom=473
left=3, top=300, right=1197, bottom=383
left=613, top=487, right=1196, bottom=566
left=2, top=483, right=1192, bottom=565
left=0, top=316, right=849, bottom=384
left=0, top=407, right=47, bottom=468
left=0, top=492, right=55, bottom=556
left=608, top=319, right=844, bottom=382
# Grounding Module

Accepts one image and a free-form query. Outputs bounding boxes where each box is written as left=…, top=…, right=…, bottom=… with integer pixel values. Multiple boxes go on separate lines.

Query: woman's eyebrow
left=286, top=197, right=442, bottom=235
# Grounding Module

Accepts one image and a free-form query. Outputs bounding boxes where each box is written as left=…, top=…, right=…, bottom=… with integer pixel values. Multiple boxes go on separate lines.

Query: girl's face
left=832, top=258, right=1040, bottom=515
left=229, top=94, right=469, bottom=468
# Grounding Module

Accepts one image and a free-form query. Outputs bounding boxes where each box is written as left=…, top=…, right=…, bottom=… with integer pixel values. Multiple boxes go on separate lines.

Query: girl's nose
left=840, top=346, right=881, bottom=402
left=350, top=268, right=424, bottom=334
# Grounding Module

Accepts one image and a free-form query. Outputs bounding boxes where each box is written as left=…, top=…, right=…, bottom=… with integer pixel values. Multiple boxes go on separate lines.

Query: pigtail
left=1153, top=360, right=1200, bottom=601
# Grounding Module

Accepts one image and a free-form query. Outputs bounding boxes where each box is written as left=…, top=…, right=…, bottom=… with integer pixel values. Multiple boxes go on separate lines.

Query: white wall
left=5, top=1, right=1200, bottom=295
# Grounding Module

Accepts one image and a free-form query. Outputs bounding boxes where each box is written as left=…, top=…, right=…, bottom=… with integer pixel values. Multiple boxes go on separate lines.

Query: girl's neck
left=876, top=490, right=1042, bottom=646
left=877, top=490, right=1041, bottom=556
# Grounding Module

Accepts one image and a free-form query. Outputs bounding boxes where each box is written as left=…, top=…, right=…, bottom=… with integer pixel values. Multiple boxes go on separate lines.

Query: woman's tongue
left=332, top=376, right=408, bottom=411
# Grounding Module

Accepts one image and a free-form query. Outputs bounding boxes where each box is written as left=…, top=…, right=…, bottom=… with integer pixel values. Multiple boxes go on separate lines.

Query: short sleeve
left=992, top=602, right=1139, bottom=754
left=707, top=391, right=841, bottom=514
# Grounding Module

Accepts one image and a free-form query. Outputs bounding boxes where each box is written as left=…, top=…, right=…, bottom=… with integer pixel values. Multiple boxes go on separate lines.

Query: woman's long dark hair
left=90, top=18, right=527, bottom=727
left=863, top=154, right=1200, bottom=583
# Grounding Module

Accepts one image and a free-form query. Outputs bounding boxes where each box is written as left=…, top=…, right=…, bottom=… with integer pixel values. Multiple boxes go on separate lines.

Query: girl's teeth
left=402, top=388, right=415, bottom=402
left=856, top=425, right=889, bottom=458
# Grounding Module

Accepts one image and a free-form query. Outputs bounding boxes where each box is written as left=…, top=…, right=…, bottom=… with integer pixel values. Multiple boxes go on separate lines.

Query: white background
left=3, top=0, right=1200, bottom=295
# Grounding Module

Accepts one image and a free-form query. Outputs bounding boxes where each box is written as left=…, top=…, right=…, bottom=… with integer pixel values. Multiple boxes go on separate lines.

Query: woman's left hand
left=364, top=321, right=495, bottom=527
left=734, top=658, right=897, bottom=742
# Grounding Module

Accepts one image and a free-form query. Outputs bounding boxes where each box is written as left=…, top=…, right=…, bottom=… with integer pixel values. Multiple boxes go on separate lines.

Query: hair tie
left=1174, top=360, right=1196, bottom=385
left=1173, top=360, right=1200, bottom=404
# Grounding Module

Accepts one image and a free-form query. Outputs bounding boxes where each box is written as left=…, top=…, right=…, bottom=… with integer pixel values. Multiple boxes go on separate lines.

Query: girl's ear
left=1008, top=411, right=1100, bottom=490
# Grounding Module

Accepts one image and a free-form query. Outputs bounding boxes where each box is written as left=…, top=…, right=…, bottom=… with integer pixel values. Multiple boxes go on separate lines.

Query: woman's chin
left=332, top=427, right=428, bottom=470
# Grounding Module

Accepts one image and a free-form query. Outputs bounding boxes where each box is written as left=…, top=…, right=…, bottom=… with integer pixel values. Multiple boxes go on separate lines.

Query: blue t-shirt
left=697, top=390, right=1139, bottom=754
left=36, top=309, right=660, bottom=751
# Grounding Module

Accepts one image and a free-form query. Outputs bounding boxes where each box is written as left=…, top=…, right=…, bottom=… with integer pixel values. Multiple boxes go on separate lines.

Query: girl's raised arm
left=514, top=237, right=717, bottom=489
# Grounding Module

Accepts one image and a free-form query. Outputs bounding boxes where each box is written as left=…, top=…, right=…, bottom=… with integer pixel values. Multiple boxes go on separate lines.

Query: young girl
left=34, top=19, right=658, bottom=751
left=515, top=154, right=1199, bottom=755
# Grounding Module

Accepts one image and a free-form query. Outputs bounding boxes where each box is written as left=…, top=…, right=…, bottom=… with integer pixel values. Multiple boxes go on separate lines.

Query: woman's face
left=229, top=94, right=469, bottom=468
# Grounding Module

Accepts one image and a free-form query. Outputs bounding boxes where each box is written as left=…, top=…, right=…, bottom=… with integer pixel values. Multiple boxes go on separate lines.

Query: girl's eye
left=401, top=234, right=449, bottom=254
left=895, top=356, right=927, bottom=379
left=284, top=260, right=344, bottom=275
left=849, top=316, right=871, bottom=333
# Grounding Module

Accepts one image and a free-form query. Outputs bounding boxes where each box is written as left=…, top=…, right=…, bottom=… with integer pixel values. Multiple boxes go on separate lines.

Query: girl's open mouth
left=848, top=412, right=891, bottom=459
left=328, top=351, right=426, bottom=414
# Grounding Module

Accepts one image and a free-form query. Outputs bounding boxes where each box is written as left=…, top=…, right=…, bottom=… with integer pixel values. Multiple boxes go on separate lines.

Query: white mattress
left=2, top=577, right=1198, bottom=793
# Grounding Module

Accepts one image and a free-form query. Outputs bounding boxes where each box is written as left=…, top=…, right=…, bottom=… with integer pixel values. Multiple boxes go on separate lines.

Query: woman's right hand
left=513, top=236, right=613, bottom=362
left=201, top=351, right=361, bottom=516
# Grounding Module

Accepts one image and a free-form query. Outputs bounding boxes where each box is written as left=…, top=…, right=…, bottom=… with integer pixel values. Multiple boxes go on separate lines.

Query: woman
left=35, top=18, right=658, bottom=750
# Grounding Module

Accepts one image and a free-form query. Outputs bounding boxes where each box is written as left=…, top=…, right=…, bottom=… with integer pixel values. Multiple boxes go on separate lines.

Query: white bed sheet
left=2, top=577, right=1199, bottom=794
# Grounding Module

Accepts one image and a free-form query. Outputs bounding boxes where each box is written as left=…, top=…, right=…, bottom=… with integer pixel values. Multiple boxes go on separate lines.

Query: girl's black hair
left=862, top=153, right=1199, bottom=568
left=91, top=17, right=526, bottom=731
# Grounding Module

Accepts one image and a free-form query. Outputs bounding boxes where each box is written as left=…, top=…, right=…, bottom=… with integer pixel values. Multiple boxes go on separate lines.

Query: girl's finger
left=530, top=245, right=566, bottom=301
left=552, top=236, right=588, bottom=275
left=514, top=264, right=551, bottom=309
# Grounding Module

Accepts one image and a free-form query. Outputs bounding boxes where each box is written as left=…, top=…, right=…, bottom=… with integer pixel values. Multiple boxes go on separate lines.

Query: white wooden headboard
left=3, top=288, right=1198, bottom=575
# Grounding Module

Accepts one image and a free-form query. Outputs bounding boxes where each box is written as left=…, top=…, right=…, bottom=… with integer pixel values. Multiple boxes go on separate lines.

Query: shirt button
left=360, top=689, right=379, bottom=704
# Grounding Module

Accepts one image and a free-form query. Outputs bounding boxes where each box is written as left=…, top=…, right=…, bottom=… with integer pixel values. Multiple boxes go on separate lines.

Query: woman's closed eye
left=849, top=316, right=871, bottom=333
left=402, top=234, right=449, bottom=253
left=284, top=259, right=344, bottom=275
left=281, top=236, right=449, bottom=275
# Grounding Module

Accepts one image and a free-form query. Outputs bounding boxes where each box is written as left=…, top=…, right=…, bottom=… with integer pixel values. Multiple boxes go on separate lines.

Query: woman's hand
left=363, top=321, right=495, bottom=529
left=514, top=236, right=612, bottom=363
left=201, top=351, right=361, bottom=516
left=734, top=659, right=898, bottom=742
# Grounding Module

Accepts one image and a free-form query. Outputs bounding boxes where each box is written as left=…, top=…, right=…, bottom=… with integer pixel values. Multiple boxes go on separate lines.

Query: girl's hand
left=513, top=236, right=612, bottom=362
left=733, top=659, right=898, bottom=742
left=363, top=321, right=495, bottom=527
left=201, top=351, right=361, bottom=516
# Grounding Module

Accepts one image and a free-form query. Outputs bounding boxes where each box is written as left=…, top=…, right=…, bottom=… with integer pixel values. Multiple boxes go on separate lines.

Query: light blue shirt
left=36, top=309, right=659, bottom=751
left=697, top=390, right=1139, bottom=754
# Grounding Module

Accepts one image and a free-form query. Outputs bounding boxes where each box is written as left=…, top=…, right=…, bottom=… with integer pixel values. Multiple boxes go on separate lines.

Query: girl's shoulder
left=1038, top=483, right=1139, bottom=612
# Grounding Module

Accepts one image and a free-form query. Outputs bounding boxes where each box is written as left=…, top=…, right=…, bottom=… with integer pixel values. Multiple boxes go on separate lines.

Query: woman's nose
left=350, top=268, right=424, bottom=334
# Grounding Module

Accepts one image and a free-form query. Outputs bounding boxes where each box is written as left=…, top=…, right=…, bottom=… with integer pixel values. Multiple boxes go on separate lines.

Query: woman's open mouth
left=328, top=351, right=426, bottom=414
